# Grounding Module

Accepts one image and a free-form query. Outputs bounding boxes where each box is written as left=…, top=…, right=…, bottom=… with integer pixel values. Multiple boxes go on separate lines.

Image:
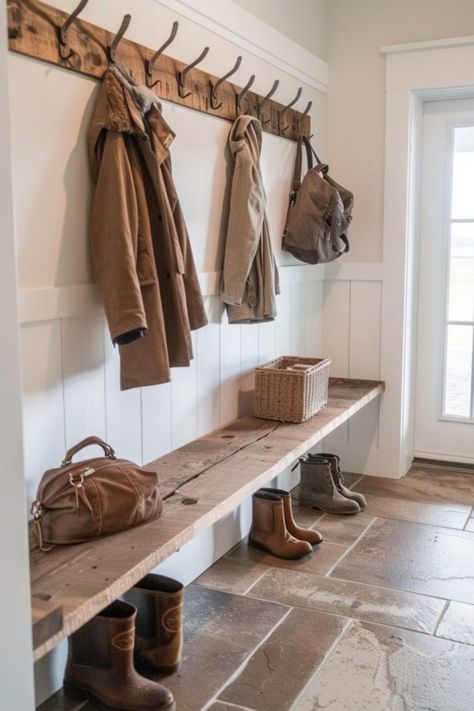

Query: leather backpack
left=31, top=436, right=163, bottom=551
left=283, top=136, right=353, bottom=264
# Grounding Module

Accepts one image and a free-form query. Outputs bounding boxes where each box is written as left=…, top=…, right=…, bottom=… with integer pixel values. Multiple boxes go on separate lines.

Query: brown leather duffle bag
left=283, top=135, right=353, bottom=264
left=31, top=437, right=162, bottom=551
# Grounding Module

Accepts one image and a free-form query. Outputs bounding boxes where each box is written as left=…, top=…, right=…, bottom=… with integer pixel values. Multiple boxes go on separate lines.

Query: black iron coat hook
left=178, top=46, right=210, bottom=99
left=236, top=74, right=255, bottom=115
left=280, top=87, right=302, bottom=135
left=298, top=100, right=312, bottom=134
left=258, top=79, right=279, bottom=125
left=109, top=14, right=132, bottom=65
left=209, top=56, right=242, bottom=110
left=58, top=0, right=89, bottom=60
left=146, top=20, right=179, bottom=89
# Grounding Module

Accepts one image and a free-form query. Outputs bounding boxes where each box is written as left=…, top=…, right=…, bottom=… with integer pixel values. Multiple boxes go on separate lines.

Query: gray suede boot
left=317, top=453, right=367, bottom=509
left=298, top=455, right=361, bottom=514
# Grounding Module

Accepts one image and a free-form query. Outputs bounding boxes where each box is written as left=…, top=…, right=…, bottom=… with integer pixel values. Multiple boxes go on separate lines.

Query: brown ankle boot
left=258, top=487, right=323, bottom=545
left=63, top=600, right=175, bottom=711
left=248, top=491, right=312, bottom=559
left=124, top=574, right=184, bottom=675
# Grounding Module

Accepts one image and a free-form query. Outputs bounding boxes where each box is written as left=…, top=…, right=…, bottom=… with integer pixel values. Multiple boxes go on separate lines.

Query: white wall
left=7, top=0, right=327, bottom=704
left=317, top=1, right=474, bottom=476
left=233, top=0, right=327, bottom=59
left=0, top=4, right=35, bottom=709
left=326, top=0, right=474, bottom=263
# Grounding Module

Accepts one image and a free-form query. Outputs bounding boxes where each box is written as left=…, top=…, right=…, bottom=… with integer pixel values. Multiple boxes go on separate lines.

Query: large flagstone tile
left=361, top=493, right=470, bottom=528
left=436, top=601, right=474, bottom=646
left=357, top=467, right=474, bottom=506
left=311, top=512, right=375, bottom=545
left=465, top=514, right=474, bottom=532
left=162, top=586, right=288, bottom=711
left=220, top=608, right=347, bottom=711
left=331, top=518, right=474, bottom=603
left=247, top=568, right=445, bottom=633
left=294, top=620, right=474, bottom=711
left=227, top=537, right=348, bottom=576
left=209, top=704, right=251, bottom=710
left=195, top=557, right=268, bottom=595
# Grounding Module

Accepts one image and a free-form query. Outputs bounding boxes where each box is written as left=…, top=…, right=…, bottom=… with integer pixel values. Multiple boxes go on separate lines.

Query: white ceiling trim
left=153, top=0, right=328, bottom=92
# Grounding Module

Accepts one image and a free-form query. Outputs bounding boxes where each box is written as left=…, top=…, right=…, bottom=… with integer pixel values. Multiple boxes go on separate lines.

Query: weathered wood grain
left=30, top=378, right=384, bottom=660
left=31, top=596, right=63, bottom=651
left=7, top=0, right=311, bottom=141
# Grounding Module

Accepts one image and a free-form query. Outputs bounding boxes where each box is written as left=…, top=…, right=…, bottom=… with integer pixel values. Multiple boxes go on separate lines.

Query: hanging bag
left=282, top=136, right=353, bottom=264
left=31, top=436, right=163, bottom=551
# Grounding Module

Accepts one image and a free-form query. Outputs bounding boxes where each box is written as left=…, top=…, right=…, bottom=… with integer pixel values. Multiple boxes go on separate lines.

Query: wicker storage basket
left=255, top=356, right=331, bottom=423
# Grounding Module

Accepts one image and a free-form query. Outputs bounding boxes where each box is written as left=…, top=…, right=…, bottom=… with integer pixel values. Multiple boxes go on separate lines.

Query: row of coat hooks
left=8, top=0, right=312, bottom=140
left=59, top=0, right=312, bottom=133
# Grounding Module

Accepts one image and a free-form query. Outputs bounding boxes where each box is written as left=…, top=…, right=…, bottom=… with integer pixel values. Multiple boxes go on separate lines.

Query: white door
left=415, top=99, right=474, bottom=464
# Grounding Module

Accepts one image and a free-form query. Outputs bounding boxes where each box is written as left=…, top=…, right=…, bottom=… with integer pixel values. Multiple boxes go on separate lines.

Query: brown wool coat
left=88, top=66, right=207, bottom=390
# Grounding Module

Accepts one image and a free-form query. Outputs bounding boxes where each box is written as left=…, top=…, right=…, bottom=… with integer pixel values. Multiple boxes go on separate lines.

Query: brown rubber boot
left=124, top=574, right=184, bottom=675
left=248, top=491, right=312, bottom=559
left=318, top=452, right=367, bottom=508
left=258, top=487, right=323, bottom=545
left=63, top=600, right=175, bottom=711
left=298, top=455, right=360, bottom=515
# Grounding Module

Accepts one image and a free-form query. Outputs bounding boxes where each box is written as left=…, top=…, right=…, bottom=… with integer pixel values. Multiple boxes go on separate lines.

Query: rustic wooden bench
left=30, top=377, right=384, bottom=661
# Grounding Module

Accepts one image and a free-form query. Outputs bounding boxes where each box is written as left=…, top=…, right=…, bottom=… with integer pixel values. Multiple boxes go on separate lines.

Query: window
left=443, top=126, right=474, bottom=419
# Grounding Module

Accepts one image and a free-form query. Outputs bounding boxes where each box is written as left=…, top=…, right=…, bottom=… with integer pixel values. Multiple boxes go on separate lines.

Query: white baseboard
left=413, top=449, right=474, bottom=466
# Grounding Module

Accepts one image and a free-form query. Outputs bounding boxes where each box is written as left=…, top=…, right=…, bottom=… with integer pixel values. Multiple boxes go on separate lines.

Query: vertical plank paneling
left=322, top=280, right=351, bottom=445
left=322, top=280, right=351, bottom=376
left=141, top=383, right=172, bottom=465
left=196, top=296, right=221, bottom=436
left=275, top=285, right=292, bottom=356
left=349, top=281, right=382, bottom=379
left=240, top=324, right=260, bottom=416
left=103, top=324, right=142, bottom=464
left=290, top=281, right=306, bottom=355
left=348, top=281, right=382, bottom=447
left=61, top=314, right=106, bottom=448
left=219, top=310, right=241, bottom=426
left=170, top=331, right=198, bottom=449
left=20, top=321, right=65, bottom=504
left=258, top=319, right=276, bottom=364
left=303, top=280, right=324, bottom=356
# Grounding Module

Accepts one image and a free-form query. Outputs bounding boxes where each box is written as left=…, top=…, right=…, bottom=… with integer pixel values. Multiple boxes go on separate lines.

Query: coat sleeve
left=91, top=131, right=147, bottom=343
left=220, top=159, right=265, bottom=306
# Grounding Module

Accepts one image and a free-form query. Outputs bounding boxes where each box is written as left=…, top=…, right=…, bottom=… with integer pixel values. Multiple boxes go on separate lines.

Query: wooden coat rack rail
left=7, top=0, right=311, bottom=141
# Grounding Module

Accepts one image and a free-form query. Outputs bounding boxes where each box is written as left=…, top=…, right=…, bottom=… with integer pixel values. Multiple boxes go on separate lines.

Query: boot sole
left=298, top=498, right=360, bottom=515
left=248, top=537, right=311, bottom=559
left=63, top=680, right=176, bottom=711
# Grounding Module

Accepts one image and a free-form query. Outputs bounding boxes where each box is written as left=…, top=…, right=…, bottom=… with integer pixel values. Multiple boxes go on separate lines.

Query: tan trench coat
left=220, top=115, right=279, bottom=323
left=88, top=66, right=207, bottom=390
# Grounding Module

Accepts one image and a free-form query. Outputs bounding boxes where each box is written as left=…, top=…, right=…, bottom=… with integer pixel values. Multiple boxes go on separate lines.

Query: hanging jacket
left=220, top=115, right=280, bottom=323
left=88, top=65, right=207, bottom=390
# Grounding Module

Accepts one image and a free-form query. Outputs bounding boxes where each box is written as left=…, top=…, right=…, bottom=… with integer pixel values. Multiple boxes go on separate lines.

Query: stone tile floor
left=42, top=465, right=474, bottom=711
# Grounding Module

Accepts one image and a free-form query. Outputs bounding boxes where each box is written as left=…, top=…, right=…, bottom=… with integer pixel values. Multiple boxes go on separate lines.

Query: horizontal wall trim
left=18, top=265, right=326, bottom=324
left=154, top=0, right=328, bottom=92
left=382, top=35, right=474, bottom=56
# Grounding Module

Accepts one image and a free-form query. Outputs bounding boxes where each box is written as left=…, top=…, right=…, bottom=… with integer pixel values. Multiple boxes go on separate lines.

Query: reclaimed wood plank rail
left=30, top=377, right=384, bottom=660
left=7, top=0, right=310, bottom=142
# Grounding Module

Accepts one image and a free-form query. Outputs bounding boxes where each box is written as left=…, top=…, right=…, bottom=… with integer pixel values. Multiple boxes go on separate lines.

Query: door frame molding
left=380, top=38, right=474, bottom=476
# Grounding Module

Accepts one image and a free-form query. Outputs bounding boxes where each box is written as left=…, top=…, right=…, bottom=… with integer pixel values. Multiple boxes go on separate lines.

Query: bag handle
left=302, top=136, right=328, bottom=176
left=62, top=436, right=116, bottom=466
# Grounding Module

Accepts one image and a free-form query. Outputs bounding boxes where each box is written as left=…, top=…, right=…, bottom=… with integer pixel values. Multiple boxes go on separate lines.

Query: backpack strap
left=302, top=135, right=328, bottom=176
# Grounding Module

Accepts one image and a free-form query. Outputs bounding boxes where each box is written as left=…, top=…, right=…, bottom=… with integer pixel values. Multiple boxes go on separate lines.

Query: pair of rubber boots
left=64, top=574, right=183, bottom=711
left=298, top=452, right=367, bottom=514
left=249, top=487, right=323, bottom=559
